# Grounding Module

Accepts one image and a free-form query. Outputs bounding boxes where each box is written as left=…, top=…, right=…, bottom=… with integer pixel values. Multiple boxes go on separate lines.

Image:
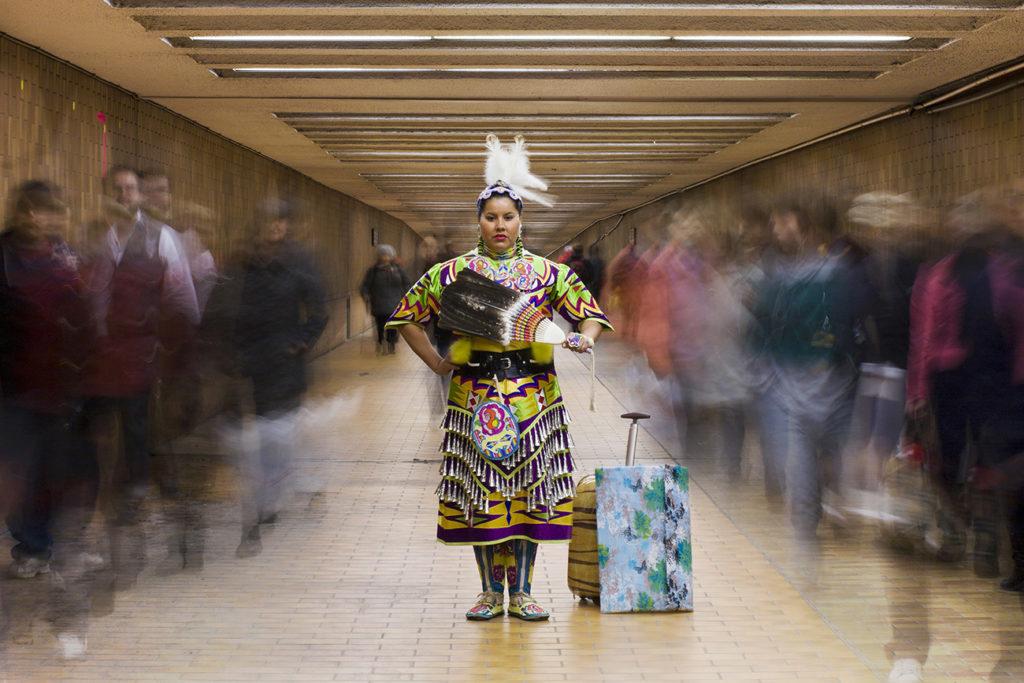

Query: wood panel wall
left=0, top=35, right=421, bottom=351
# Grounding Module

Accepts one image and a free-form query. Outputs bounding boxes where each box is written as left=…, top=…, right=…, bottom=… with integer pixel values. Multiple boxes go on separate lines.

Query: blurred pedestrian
left=360, top=244, right=410, bottom=355
left=418, top=234, right=441, bottom=277
left=840, top=193, right=924, bottom=520
left=567, top=243, right=592, bottom=286
left=637, top=205, right=713, bottom=457
left=605, top=240, right=648, bottom=345
left=737, top=200, right=790, bottom=501
left=691, top=225, right=760, bottom=480
left=908, top=193, right=998, bottom=562
left=171, top=201, right=218, bottom=315
left=81, top=165, right=199, bottom=589
left=139, top=172, right=218, bottom=572
left=1, top=180, right=94, bottom=572
left=990, top=180, right=1024, bottom=591
left=231, top=199, right=327, bottom=557
left=752, top=194, right=861, bottom=540
left=0, top=180, right=97, bottom=657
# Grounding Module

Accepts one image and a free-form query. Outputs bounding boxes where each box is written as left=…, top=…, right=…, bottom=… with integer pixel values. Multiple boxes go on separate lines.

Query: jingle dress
left=386, top=239, right=611, bottom=546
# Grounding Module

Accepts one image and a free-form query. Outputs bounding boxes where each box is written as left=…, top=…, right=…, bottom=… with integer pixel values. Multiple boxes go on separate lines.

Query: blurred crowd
left=604, top=182, right=1024, bottom=598
left=9, top=166, right=1024, bottom=674
left=0, top=169, right=328, bottom=658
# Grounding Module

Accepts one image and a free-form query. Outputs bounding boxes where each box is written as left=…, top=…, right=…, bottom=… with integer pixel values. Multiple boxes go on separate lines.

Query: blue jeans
left=236, top=408, right=298, bottom=530
left=1, top=405, right=97, bottom=560
left=842, top=365, right=906, bottom=491
left=85, top=395, right=150, bottom=486
left=785, top=398, right=854, bottom=535
left=756, top=391, right=789, bottom=498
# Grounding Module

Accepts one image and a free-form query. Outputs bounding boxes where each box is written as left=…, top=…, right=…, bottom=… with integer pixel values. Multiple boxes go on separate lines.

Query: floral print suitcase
left=594, top=463, right=693, bottom=613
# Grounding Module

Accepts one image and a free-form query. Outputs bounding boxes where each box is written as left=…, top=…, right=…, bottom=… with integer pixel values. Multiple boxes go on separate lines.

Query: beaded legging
left=473, top=540, right=538, bottom=594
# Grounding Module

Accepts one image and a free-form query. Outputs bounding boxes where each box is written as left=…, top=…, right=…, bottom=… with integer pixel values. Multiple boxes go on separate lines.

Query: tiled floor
left=0, top=335, right=1020, bottom=681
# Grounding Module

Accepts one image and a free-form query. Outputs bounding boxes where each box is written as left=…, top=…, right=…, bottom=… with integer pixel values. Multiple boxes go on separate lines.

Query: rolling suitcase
left=568, top=412, right=693, bottom=613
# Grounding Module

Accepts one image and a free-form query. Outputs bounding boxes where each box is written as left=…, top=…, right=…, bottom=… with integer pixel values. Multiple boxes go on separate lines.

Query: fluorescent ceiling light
left=192, top=35, right=431, bottom=42
left=236, top=66, right=585, bottom=73
left=235, top=67, right=575, bottom=73
left=332, top=151, right=703, bottom=157
left=510, top=141, right=719, bottom=147
left=237, top=67, right=431, bottom=73
left=381, top=4, right=982, bottom=9
left=364, top=174, right=663, bottom=178
left=328, top=141, right=720, bottom=148
left=375, top=181, right=655, bottom=185
left=434, top=35, right=671, bottom=41
left=282, top=115, right=786, bottom=122
left=406, top=203, right=602, bottom=207
left=191, top=34, right=671, bottom=43
left=191, top=33, right=910, bottom=45
left=450, top=68, right=575, bottom=73
left=672, top=34, right=912, bottom=43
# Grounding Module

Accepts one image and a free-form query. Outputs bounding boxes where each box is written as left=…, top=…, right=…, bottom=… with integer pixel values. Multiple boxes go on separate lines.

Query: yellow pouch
left=530, top=342, right=554, bottom=365
left=449, top=337, right=473, bottom=366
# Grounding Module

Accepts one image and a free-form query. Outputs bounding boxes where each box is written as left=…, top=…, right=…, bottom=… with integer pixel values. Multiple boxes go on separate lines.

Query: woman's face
left=262, top=218, right=289, bottom=244
left=478, top=195, right=521, bottom=253
left=19, top=207, right=66, bottom=241
left=770, top=210, right=802, bottom=252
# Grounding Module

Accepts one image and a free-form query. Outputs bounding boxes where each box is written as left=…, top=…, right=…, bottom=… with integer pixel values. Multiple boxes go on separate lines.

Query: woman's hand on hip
left=433, top=356, right=458, bottom=375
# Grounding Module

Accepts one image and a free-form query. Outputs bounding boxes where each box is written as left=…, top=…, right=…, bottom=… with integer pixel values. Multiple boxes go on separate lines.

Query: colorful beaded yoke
left=386, top=244, right=611, bottom=540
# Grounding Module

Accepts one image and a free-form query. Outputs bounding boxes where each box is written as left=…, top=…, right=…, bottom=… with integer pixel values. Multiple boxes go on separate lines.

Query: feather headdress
left=439, top=268, right=566, bottom=345
left=478, top=134, right=554, bottom=209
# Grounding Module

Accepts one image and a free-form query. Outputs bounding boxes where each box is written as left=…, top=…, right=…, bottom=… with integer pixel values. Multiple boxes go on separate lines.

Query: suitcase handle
left=620, top=412, right=651, bottom=466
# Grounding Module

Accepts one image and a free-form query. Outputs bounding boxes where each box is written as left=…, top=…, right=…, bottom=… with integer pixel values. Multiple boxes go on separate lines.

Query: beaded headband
left=476, top=182, right=523, bottom=215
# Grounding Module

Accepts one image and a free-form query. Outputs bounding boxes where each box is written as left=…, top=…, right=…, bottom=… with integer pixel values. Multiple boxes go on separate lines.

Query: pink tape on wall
left=96, top=111, right=108, bottom=177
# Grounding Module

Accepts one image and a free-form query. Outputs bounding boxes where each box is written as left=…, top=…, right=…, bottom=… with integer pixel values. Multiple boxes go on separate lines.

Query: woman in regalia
left=386, top=136, right=611, bottom=621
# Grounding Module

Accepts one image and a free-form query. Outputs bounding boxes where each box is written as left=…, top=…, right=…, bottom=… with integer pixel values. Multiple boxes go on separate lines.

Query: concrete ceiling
left=3, top=1, right=1024, bottom=252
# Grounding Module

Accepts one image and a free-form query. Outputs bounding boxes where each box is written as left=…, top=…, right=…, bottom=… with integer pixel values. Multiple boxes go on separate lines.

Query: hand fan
left=439, top=269, right=565, bottom=345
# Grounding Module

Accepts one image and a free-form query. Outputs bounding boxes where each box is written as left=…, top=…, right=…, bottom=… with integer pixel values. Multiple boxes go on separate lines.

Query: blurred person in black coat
left=231, top=199, right=327, bottom=557
left=360, top=244, right=411, bottom=355
left=0, top=180, right=98, bottom=658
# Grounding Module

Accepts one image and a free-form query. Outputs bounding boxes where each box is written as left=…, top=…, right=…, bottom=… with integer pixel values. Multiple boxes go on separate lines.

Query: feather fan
left=484, top=134, right=555, bottom=208
left=439, top=269, right=565, bottom=345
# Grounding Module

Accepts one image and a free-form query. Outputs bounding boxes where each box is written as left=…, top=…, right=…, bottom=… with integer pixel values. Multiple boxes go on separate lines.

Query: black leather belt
left=461, top=349, right=553, bottom=381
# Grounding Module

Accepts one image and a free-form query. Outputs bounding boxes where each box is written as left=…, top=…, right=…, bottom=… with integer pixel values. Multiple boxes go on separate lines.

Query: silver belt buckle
left=498, top=357, right=513, bottom=370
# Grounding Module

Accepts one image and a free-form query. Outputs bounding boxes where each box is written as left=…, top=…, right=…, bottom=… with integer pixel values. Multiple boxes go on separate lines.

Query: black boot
left=973, top=490, right=1001, bottom=578
left=975, top=539, right=1000, bottom=578
left=1001, top=569, right=1024, bottom=592
left=1001, top=532, right=1024, bottom=592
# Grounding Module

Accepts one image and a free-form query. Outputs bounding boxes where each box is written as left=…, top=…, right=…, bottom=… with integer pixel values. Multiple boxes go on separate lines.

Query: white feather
left=511, top=135, right=548, bottom=191
left=483, top=134, right=555, bottom=207
left=484, top=133, right=510, bottom=188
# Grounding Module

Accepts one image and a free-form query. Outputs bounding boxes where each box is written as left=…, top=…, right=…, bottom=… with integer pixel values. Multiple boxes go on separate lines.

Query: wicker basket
left=567, top=475, right=600, bottom=603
